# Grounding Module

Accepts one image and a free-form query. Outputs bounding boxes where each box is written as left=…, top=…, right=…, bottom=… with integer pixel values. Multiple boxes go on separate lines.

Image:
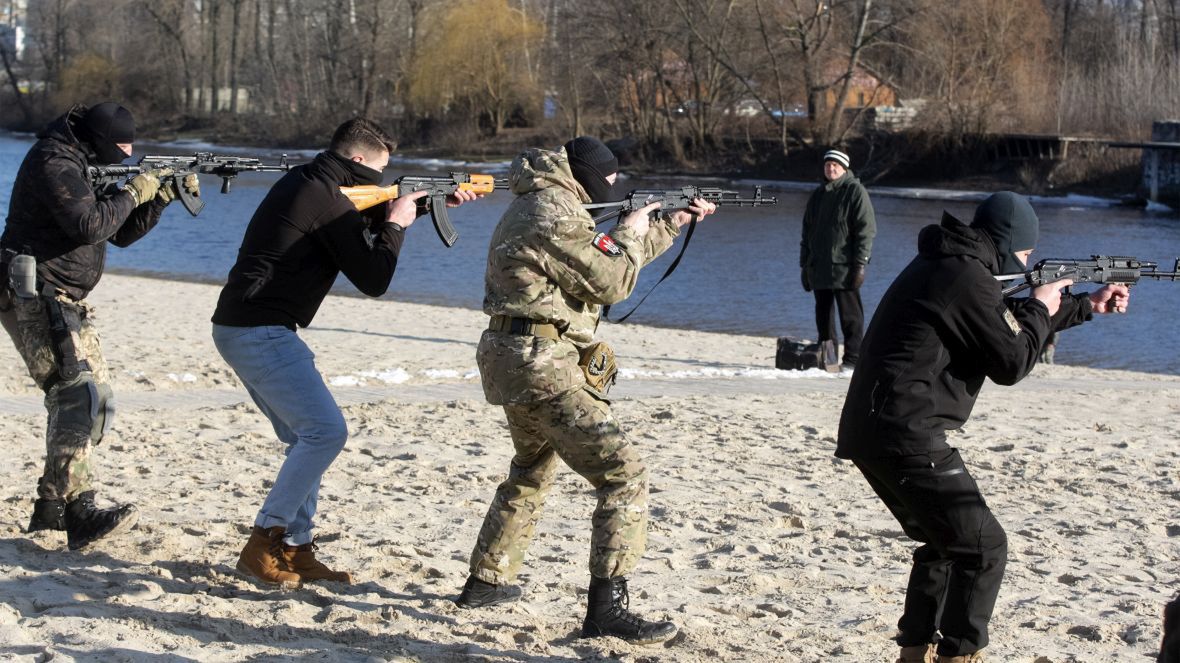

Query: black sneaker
left=64, top=491, right=139, bottom=551
left=455, top=576, right=523, bottom=609
left=581, top=576, right=677, bottom=645
left=27, top=498, right=66, bottom=532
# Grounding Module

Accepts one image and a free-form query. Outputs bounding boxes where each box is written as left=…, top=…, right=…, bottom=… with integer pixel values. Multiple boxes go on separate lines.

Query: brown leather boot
left=896, top=644, right=936, bottom=663
left=283, top=540, right=352, bottom=584
left=938, top=652, right=985, bottom=663
left=236, top=526, right=301, bottom=589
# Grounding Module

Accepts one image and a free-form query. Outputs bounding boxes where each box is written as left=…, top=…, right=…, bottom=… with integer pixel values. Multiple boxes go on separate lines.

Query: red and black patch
left=592, top=232, right=622, bottom=257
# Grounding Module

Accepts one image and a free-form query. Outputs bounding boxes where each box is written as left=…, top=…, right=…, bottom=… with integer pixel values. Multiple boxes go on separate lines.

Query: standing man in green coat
left=800, top=149, right=876, bottom=370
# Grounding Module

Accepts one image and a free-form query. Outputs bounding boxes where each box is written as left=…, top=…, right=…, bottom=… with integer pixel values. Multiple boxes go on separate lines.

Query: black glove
left=848, top=264, right=866, bottom=289
left=801, top=268, right=812, bottom=292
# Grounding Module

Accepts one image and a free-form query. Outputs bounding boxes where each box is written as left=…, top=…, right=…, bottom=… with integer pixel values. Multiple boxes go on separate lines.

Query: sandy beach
left=0, top=273, right=1176, bottom=662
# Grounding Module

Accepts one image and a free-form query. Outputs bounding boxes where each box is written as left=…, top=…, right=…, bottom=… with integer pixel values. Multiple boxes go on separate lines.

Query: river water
left=2, top=132, right=1179, bottom=374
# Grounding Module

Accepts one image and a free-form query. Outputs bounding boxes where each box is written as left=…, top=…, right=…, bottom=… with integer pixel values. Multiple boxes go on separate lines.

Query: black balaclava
left=970, top=191, right=1039, bottom=274
left=76, top=102, right=135, bottom=165
left=563, top=136, right=619, bottom=204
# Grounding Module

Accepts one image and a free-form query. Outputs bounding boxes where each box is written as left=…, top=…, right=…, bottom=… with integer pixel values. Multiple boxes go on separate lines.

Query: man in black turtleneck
left=836, top=192, right=1130, bottom=663
left=211, top=118, right=476, bottom=588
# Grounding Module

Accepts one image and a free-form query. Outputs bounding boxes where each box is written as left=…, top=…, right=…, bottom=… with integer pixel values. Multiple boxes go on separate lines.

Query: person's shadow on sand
left=0, top=537, right=595, bottom=662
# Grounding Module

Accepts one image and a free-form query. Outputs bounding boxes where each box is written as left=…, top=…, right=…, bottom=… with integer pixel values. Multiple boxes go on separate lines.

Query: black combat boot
left=27, top=498, right=66, bottom=532
left=455, top=575, right=523, bottom=609
left=63, top=491, right=139, bottom=551
left=581, top=576, right=677, bottom=644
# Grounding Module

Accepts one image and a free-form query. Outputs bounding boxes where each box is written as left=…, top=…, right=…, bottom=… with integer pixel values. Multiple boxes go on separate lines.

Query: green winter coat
left=800, top=170, right=876, bottom=290
left=477, top=147, right=680, bottom=405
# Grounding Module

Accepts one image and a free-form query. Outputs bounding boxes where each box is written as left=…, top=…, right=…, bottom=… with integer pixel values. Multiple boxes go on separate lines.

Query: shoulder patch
left=362, top=227, right=376, bottom=249
left=1002, top=308, right=1022, bottom=336
left=592, top=232, right=623, bottom=257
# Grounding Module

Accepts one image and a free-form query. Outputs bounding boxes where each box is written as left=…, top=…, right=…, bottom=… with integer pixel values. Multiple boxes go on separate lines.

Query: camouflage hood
left=508, top=147, right=592, bottom=204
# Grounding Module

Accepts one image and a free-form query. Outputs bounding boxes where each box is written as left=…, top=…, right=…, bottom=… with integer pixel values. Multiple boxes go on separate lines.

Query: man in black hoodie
left=836, top=192, right=1130, bottom=663
left=1, top=102, right=196, bottom=551
left=211, top=118, right=477, bottom=588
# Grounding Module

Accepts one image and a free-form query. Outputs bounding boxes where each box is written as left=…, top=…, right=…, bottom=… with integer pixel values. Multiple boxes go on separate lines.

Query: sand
left=0, top=273, right=1176, bottom=662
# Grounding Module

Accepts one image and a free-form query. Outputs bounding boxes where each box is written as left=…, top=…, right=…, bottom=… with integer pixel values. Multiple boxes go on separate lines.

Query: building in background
left=0, top=0, right=27, bottom=60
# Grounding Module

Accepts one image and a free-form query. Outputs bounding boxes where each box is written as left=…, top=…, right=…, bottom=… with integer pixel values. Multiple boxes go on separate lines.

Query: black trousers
left=813, top=288, right=864, bottom=364
left=854, top=449, right=1007, bottom=657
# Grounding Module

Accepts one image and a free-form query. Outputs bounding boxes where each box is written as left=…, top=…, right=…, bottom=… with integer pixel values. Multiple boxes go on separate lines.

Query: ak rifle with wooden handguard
left=341, top=173, right=509, bottom=247
left=995, top=255, right=1180, bottom=296
left=88, top=152, right=291, bottom=216
left=583, top=185, right=778, bottom=224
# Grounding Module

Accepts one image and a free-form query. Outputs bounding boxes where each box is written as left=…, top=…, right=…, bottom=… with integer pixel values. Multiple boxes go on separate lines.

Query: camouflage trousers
left=469, top=386, right=648, bottom=584
left=0, top=289, right=112, bottom=502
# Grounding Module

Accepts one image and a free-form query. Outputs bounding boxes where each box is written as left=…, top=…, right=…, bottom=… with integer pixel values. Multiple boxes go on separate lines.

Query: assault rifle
left=995, top=256, right=1180, bottom=296
left=583, top=185, right=778, bottom=223
left=341, top=173, right=509, bottom=247
left=88, top=152, right=291, bottom=216
left=585, top=185, right=778, bottom=323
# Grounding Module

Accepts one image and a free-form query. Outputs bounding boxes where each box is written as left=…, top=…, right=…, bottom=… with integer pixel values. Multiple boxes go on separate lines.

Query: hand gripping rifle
left=584, top=185, right=779, bottom=322
left=88, top=152, right=291, bottom=216
left=341, top=173, right=509, bottom=247
left=994, top=255, right=1180, bottom=296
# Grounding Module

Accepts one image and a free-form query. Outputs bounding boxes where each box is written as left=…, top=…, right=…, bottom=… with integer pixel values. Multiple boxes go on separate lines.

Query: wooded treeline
left=2, top=0, right=1179, bottom=165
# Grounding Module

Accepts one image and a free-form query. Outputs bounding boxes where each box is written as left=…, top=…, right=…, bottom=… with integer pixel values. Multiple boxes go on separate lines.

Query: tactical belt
left=488, top=315, right=562, bottom=340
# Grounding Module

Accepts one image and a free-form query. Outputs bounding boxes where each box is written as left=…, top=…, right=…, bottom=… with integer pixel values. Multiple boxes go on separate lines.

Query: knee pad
left=48, top=375, right=115, bottom=444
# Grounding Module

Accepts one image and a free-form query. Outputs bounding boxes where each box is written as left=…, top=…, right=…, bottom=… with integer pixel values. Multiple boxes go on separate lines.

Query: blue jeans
left=212, top=324, right=347, bottom=546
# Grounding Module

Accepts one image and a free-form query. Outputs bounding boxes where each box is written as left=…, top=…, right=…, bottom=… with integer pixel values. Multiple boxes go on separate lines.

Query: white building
left=0, top=0, right=27, bottom=59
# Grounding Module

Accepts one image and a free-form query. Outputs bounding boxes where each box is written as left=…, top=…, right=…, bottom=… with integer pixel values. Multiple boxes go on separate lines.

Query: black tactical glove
left=848, top=264, right=866, bottom=289
left=801, top=268, right=812, bottom=292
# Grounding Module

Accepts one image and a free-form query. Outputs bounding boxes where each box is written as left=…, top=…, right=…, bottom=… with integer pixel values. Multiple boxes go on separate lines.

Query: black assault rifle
left=583, top=185, right=778, bottom=224
left=88, top=152, right=292, bottom=216
left=995, top=256, right=1180, bottom=296
left=584, top=185, right=778, bottom=322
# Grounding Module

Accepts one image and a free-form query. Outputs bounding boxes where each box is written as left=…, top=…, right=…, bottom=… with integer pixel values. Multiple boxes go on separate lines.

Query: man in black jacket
left=0, top=102, right=196, bottom=550
left=836, top=192, right=1129, bottom=663
left=211, top=118, right=477, bottom=588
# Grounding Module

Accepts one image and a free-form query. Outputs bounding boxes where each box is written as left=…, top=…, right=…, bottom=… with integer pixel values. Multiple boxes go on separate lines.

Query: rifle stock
left=340, top=184, right=401, bottom=212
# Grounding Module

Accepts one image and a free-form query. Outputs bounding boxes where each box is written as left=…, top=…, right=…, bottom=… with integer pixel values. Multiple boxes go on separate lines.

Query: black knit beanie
left=563, top=136, right=619, bottom=204
left=77, top=102, right=135, bottom=164
left=970, top=191, right=1039, bottom=274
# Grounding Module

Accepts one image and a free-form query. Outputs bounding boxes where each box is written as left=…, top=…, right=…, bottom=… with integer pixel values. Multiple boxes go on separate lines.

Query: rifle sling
left=604, top=214, right=697, bottom=324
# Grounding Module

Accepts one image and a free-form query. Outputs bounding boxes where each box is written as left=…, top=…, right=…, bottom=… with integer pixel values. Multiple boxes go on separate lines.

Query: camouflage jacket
left=0, top=106, right=167, bottom=300
left=477, top=147, right=679, bottom=405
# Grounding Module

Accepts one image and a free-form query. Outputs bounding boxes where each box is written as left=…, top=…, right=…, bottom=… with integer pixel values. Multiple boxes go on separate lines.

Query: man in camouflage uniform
left=454, top=136, right=716, bottom=645
left=0, top=102, right=198, bottom=550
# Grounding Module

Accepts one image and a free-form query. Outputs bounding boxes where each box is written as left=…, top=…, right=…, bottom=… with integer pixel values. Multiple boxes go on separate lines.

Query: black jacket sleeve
left=947, top=270, right=1053, bottom=386
left=313, top=201, right=404, bottom=297
left=1049, top=292, right=1093, bottom=331
left=38, top=152, right=139, bottom=245
left=109, top=197, right=168, bottom=248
